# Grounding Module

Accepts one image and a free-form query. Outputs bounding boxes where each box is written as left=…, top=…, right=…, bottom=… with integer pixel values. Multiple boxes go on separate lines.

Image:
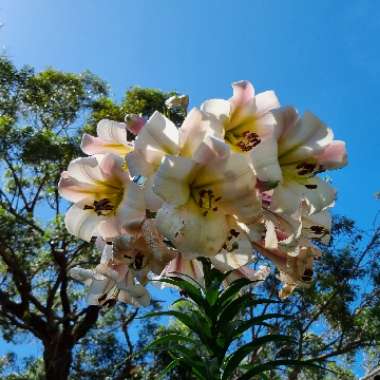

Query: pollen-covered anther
left=83, top=198, right=115, bottom=216
left=310, top=225, right=328, bottom=235
left=197, top=189, right=222, bottom=213
left=237, top=131, right=261, bottom=152
left=301, top=268, right=313, bottom=282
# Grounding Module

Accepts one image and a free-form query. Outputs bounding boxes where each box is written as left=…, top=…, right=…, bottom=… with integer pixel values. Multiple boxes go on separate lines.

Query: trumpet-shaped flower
left=258, top=108, right=347, bottom=215
left=153, top=146, right=261, bottom=259
left=70, top=242, right=150, bottom=307
left=58, top=153, right=145, bottom=241
left=200, top=81, right=282, bottom=182
left=81, top=119, right=134, bottom=157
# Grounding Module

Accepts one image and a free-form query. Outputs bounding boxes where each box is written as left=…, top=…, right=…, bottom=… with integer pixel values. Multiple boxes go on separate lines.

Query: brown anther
left=305, top=184, right=318, bottom=189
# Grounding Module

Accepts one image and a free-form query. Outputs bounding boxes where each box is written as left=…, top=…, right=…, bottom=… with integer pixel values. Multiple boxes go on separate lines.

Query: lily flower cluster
left=59, top=81, right=347, bottom=307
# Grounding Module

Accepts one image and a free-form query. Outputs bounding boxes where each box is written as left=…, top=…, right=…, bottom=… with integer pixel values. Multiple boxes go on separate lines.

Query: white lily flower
left=81, top=119, right=134, bottom=157
left=58, top=153, right=145, bottom=241
left=70, top=243, right=150, bottom=307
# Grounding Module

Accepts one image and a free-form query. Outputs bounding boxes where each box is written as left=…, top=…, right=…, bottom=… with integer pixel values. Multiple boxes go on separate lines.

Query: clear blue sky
left=0, top=0, right=379, bottom=375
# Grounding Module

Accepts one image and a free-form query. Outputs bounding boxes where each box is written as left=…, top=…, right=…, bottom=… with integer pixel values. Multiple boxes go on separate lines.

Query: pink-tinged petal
left=315, top=140, right=347, bottom=170
left=58, top=173, right=96, bottom=203
left=180, top=108, right=222, bottom=157
left=97, top=153, right=130, bottom=184
left=156, top=200, right=229, bottom=258
left=135, top=111, right=180, bottom=165
left=125, top=114, right=146, bottom=135
left=230, top=80, right=255, bottom=108
left=65, top=205, right=102, bottom=242
left=264, top=209, right=303, bottom=248
left=153, top=156, right=196, bottom=206
left=161, top=254, right=204, bottom=283
left=192, top=136, right=230, bottom=165
left=66, top=156, right=106, bottom=185
left=250, top=136, right=282, bottom=184
left=223, top=265, right=271, bottom=286
left=200, top=99, right=231, bottom=121
left=279, top=112, right=334, bottom=163
left=254, top=90, right=280, bottom=117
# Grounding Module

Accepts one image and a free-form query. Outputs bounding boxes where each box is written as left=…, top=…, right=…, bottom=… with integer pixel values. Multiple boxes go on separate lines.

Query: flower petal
left=302, top=177, right=336, bottom=215
left=156, top=199, right=229, bottom=258
left=315, top=140, right=347, bottom=170
left=254, top=90, right=280, bottom=116
left=302, top=209, right=331, bottom=244
left=200, top=98, right=231, bottom=121
left=65, top=205, right=102, bottom=242
left=230, top=80, right=255, bottom=108
left=279, top=112, right=334, bottom=163
left=135, top=111, right=180, bottom=165
left=153, top=156, right=197, bottom=206
left=250, top=136, right=282, bottom=184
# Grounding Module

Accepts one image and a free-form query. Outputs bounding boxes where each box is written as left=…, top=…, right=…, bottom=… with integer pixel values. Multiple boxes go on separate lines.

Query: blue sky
left=0, top=0, right=379, bottom=375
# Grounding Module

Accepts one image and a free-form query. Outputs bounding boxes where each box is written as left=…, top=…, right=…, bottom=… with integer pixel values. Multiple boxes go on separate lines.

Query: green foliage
left=144, top=260, right=317, bottom=380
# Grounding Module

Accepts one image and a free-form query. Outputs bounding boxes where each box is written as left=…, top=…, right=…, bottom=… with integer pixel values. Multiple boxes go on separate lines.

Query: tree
left=0, top=57, right=182, bottom=380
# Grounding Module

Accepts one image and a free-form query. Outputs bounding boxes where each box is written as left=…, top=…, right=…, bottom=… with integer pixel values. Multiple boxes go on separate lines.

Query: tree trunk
left=43, top=337, right=73, bottom=380
left=288, top=367, right=301, bottom=380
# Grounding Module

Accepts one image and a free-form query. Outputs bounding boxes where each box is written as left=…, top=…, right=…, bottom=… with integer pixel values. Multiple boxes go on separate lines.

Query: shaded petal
left=156, top=199, right=229, bottom=258
left=270, top=182, right=304, bottom=215
left=69, top=267, right=95, bottom=287
left=223, top=265, right=271, bottom=287
left=192, top=136, right=230, bottom=165
left=160, top=254, right=204, bottom=283
left=179, top=108, right=210, bottom=157
left=200, top=99, right=231, bottom=121
left=302, top=209, right=331, bottom=244
left=125, top=150, right=155, bottom=177
left=302, top=177, right=336, bottom=215
left=135, top=111, right=180, bottom=165
left=250, top=136, right=282, bottom=184
left=153, top=156, right=197, bottom=206
left=279, top=112, right=334, bottom=163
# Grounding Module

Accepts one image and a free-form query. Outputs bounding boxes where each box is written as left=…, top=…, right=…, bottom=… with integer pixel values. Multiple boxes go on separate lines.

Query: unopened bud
left=124, top=114, right=145, bottom=135
left=165, top=94, right=189, bottom=110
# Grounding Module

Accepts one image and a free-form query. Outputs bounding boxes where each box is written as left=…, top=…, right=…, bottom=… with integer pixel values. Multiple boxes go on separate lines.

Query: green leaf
left=222, top=335, right=294, bottom=380
left=216, top=278, right=254, bottom=310
left=236, top=359, right=325, bottom=380
left=156, top=358, right=181, bottom=380
left=218, top=294, right=279, bottom=324
left=142, top=310, right=212, bottom=344
left=226, top=314, right=291, bottom=342
left=142, top=333, right=198, bottom=354
left=155, top=277, right=208, bottom=310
